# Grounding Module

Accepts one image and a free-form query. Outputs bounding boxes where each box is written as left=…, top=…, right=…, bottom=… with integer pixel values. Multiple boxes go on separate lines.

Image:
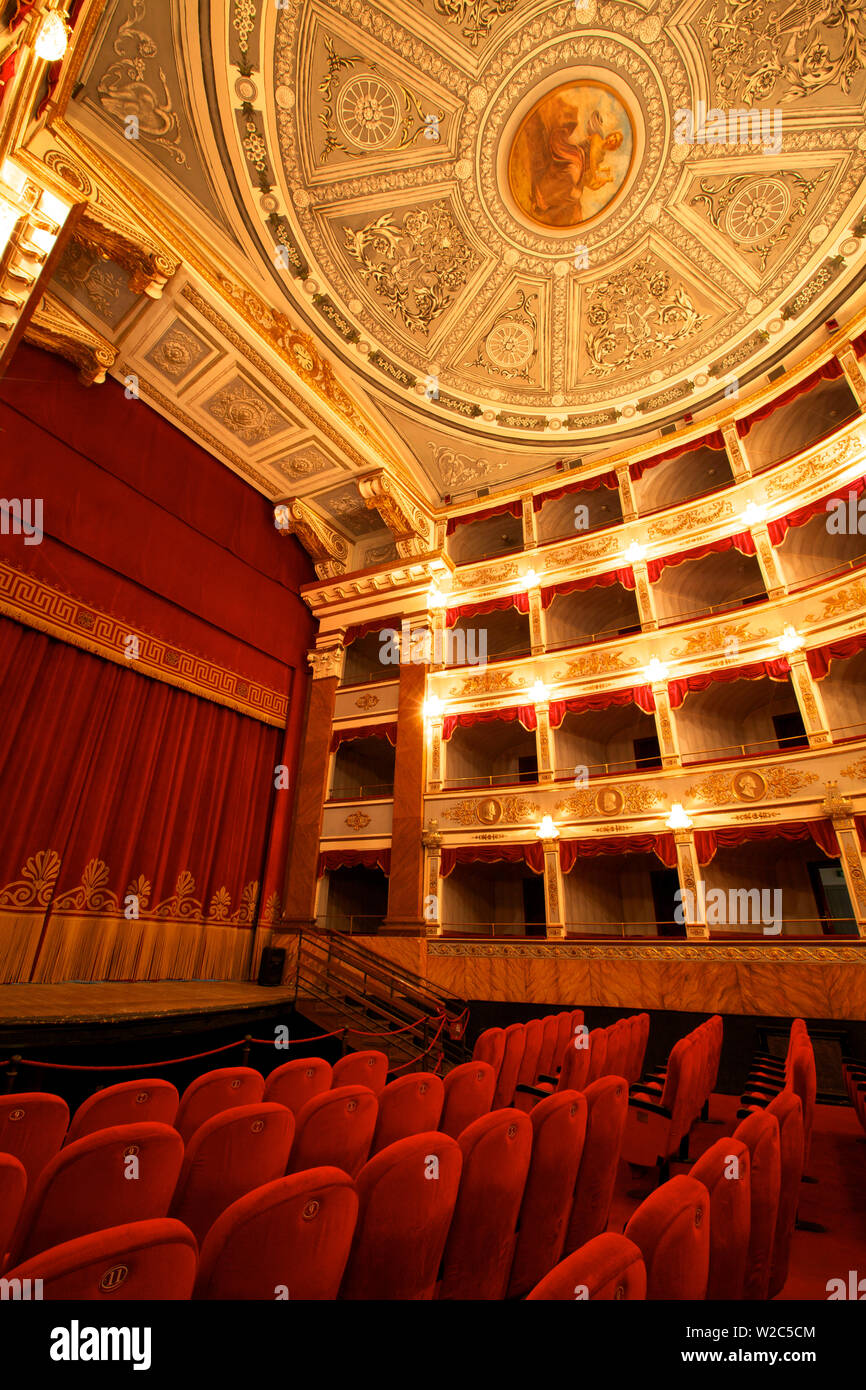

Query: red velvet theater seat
left=264, top=1058, right=332, bottom=1115
left=437, top=1109, right=532, bottom=1301
left=512, top=1019, right=545, bottom=1112
left=440, top=1061, right=495, bottom=1139
left=0, top=1092, right=69, bottom=1188
left=624, top=1175, right=710, bottom=1300
left=765, top=1090, right=804, bottom=1299
left=370, top=1073, right=444, bottom=1155
left=507, top=1090, right=588, bottom=1298
left=565, top=1074, right=629, bottom=1252
left=195, top=1167, right=358, bottom=1300
left=8, top=1122, right=184, bottom=1267
left=66, top=1079, right=179, bottom=1144
left=288, top=1085, right=378, bottom=1178
left=331, top=1050, right=389, bottom=1095
left=492, top=1024, right=526, bottom=1109
left=585, top=1028, right=609, bottom=1085
left=175, top=1067, right=265, bottom=1144
left=536, top=1014, right=563, bottom=1084
left=471, top=1027, right=506, bottom=1083
left=733, top=1108, right=781, bottom=1301
left=169, top=1103, right=295, bottom=1246
left=0, top=1153, right=27, bottom=1266
left=2, top=1219, right=198, bottom=1300
left=527, top=1233, right=647, bottom=1301
left=689, top=1137, right=751, bottom=1300
left=339, top=1133, right=462, bottom=1300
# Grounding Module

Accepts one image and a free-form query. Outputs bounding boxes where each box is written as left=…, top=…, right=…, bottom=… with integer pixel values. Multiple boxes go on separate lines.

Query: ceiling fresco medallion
left=507, top=80, right=634, bottom=231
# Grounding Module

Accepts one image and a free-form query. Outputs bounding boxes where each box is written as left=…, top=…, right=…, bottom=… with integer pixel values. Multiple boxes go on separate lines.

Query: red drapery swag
left=442, top=706, right=537, bottom=740
left=440, top=843, right=545, bottom=876
left=767, top=475, right=866, bottom=546
left=853, top=332, right=866, bottom=359
left=666, top=658, right=790, bottom=709
left=317, top=848, right=391, bottom=877
left=694, top=820, right=839, bottom=865
left=533, top=471, right=618, bottom=511
left=736, top=359, right=844, bottom=438
left=548, top=685, right=656, bottom=727
left=647, top=531, right=756, bottom=583
left=628, top=431, right=726, bottom=483
left=856, top=817, right=866, bottom=853
left=445, top=592, right=530, bottom=627
left=807, top=632, right=866, bottom=680
left=446, top=500, right=522, bottom=536
left=330, top=722, right=398, bottom=751
left=541, top=567, right=636, bottom=609
left=560, top=834, right=677, bottom=872
left=343, top=615, right=401, bottom=646
left=0, top=617, right=284, bottom=984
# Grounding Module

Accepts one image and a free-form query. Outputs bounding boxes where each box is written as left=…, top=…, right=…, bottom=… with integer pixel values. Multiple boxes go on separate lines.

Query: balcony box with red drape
left=540, top=567, right=635, bottom=608
left=693, top=821, right=839, bottom=865
left=317, top=849, right=391, bottom=876
left=548, top=685, right=656, bottom=727
left=560, top=835, right=677, bottom=871
left=735, top=359, right=843, bottom=438
left=441, top=706, right=538, bottom=740
left=342, top=615, right=401, bottom=647
left=445, top=593, right=530, bottom=627
left=446, top=500, right=522, bottom=536
left=667, top=658, right=790, bottom=708
left=330, top=722, right=398, bottom=751
left=807, top=633, right=866, bottom=680
left=533, top=471, right=618, bottom=510
left=439, top=844, right=546, bottom=876
left=768, top=476, right=866, bottom=546
left=646, top=532, right=756, bottom=584
left=628, top=431, right=726, bottom=483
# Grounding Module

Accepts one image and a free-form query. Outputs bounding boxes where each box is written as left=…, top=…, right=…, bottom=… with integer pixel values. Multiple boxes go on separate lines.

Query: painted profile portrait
left=508, top=81, right=634, bottom=230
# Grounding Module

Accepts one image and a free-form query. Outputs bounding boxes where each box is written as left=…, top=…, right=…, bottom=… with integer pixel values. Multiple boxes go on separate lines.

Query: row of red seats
left=533, top=1090, right=805, bottom=1300
left=740, top=1018, right=816, bottom=1167
left=622, top=1015, right=723, bottom=1181
left=842, top=1056, right=866, bottom=1136
left=473, top=1010, right=650, bottom=1110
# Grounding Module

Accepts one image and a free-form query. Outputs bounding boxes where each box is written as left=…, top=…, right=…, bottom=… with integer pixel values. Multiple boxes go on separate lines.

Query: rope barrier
left=13, top=1039, right=245, bottom=1072
left=387, top=1016, right=448, bottom=1073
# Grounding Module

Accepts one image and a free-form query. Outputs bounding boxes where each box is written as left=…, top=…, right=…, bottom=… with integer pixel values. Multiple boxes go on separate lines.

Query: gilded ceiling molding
left=357, top=470, right=433, bottom=557
left=73, top=203, right=180, bottom=299
left=277, top=497, right=350, bottom=579
left=23, top=290, right=116, bottom=385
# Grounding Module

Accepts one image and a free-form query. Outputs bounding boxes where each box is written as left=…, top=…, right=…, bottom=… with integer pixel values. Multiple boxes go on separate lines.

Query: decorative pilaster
left=838, top=346, right=866, bottom=409
left=673, top=830, right=708, bottom=940
left=751, top=522, right=786, bottom=597
left=383, top=627, right=428, bottom=933
left=528, top=585, right=545, bottom=654
left=823, top=784, right=866, bottom=939
left=521, top=493, right=537, bottom=549
left=632, top=560, right=658, bottom=630
left=422, top=821, right=443, bottom=937
left=536, top=701, right=554, bottom=783
left=722, top=423, right=751, bottom=480
left=653, top=681, right=681, bottom=768
left=616, top=465, right=637, bottom=520
left=427, top=714, right=444, bottom=791
left=787, top=649, right=832, bottom=747
left=541, top=836, right=566, bottom=939
left=281, top=643, right=343, bottom=930
left=429, top=607, right=447, bottom=669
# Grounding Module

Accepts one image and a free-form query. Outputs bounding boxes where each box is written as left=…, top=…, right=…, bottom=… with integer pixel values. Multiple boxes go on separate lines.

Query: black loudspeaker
left=257, top=947, right=286, bottom=987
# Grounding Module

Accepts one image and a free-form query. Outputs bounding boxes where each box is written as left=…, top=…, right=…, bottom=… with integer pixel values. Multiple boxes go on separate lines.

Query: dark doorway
left=518, top=754, right=539, bottom=784
left=772, top=710, right=808, bottom=750
left=522, top=876, right=546, bottom=937
left=807, top=860, right=857, bottom=935
left=651, top=868, right=685, bottom=937
left=633, top=734, right=662, bottom=770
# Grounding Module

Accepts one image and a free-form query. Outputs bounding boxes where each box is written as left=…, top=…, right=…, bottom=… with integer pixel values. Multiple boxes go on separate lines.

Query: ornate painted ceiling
left=30, top=0, right=866, bottom=528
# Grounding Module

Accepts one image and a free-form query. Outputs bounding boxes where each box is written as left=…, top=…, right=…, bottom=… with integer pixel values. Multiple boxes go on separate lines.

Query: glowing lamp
left=625, top=541, right=645, bottom=563
left=536, top=815, right=560, bottom=840
left=35, top=12, right=70, bottom=61
left=643, top=657, right=669, bottom=683
left=666, top=803, right=692, bottom=830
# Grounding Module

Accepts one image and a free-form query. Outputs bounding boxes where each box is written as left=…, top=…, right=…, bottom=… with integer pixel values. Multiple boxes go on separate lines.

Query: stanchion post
left=241, top=1035, right=252, bottom=1068
left=4, top=1055, right=20, bottom=1094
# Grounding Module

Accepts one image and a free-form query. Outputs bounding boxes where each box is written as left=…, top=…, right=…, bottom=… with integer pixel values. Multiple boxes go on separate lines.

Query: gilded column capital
left=306, top=645, right=344, bottom=681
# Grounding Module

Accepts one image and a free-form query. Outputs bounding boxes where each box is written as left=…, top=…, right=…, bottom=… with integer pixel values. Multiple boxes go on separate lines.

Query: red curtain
left=548, top=685, right=655, bottom=727
left=317, top=849, right=391, bottom=876
left=442, top=706, right=537, bottom=740
left=440, top=843, right=545, bottom=876
left=694, top=821, right=839, bottom=864
left=853, top=332, right=866, bottom=359
left=808, top=633, right=866, bottom=680
left=628, top=431, right=726, bottom=482
left=667, top=658, right=790, bottom=708
left=445, top=592, right=530, bottom=627
left=446, top=500, right=522, bottom=536
left=647, top=531, right=756, bottom=583
left=736, top=359, right=843, bottom=438
left=541, top=567, right=635, bottom=608
left=0, top=618, right=283, bottom=984
left=533, top=471, right=618, bottom=510
left=560, top=835, right=677, bottom=871
left=343, top=615, right=401, bottom=646
left=330, top=722, right=398, bottom=751
left=768, top=476, right=866, bottom=545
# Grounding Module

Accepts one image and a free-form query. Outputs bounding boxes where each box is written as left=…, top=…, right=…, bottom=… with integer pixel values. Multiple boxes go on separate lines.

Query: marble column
left=674, top=829, right=709, bottom=940
left=542, top=838, right=566, bottom=939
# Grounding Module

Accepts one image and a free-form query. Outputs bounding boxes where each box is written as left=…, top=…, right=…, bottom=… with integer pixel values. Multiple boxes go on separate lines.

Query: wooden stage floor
left=0, top=982, right=295, bottom=1026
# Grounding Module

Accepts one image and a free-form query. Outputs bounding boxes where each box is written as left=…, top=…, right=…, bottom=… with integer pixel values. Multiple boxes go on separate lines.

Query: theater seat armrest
left=515, top=1083, right=548, bottom=1099
left=536, top=1074, right=558, bottom=1085
left=740, top=1091, right=770, bottom=1109
left=628, top=1097, right=673, bottom=1119
left=746, top=1079, right=782, bottom=1095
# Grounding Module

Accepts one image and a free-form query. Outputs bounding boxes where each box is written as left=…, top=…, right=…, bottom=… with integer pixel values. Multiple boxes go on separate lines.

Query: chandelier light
left=536, top=814, right=559, bottom=840
left=35, top=11, right=70, bottom=61
left=529, top=679, right=548, bottom=704
left=423, top=694, right=443, bottom=720
left=643, top=657, right=669, bottom=683
left=777, top=625, right=804, bottom=655
left=523, top=568, right=540, bottom=588
left=741, top=501, right=767, bottom=527
left=625, top=540, right=645, bottom=563
left=273, top=504, right=290, bottom=531
left=666, top=803, right=692, bottom=830
left=427, top=584, right=447, bottom=609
